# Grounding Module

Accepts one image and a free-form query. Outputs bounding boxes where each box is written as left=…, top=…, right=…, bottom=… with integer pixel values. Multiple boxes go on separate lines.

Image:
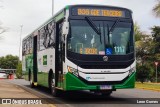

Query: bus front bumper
left=63, top=72, right=136, bottom=91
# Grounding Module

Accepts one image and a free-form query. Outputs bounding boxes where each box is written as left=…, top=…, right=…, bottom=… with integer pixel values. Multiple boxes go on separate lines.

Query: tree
left=136, top=65, right=150, bottom=83
left=151, top=26, right=160, bottom=43
left=0, top=55, right=19, bottom=69
left=134, top=22, right=143, bottom=41
left=151, top=26, right=160, bottom=53
left=16, top=62, right=22, bottom=79
left=152, top=0, right=160, bottom=18
left=136, top=33, right=155, bottom=64
left=134, top=23, right=159, bottom=82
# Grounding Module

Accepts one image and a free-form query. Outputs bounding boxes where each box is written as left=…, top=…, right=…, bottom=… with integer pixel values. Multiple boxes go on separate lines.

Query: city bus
left=22, top=5, right=136, bottom=96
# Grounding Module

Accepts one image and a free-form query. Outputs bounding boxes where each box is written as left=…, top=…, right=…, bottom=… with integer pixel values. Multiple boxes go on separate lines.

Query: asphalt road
left=7, top=79, right=160, bottom=107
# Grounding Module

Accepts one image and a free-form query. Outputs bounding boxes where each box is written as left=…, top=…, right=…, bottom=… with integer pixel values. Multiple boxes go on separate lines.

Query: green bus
left=22, top=5, right=136, bottom=96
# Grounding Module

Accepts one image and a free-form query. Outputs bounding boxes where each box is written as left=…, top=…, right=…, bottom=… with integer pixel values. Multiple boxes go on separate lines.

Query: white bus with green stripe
left=22, top=5, right=136, bottom=96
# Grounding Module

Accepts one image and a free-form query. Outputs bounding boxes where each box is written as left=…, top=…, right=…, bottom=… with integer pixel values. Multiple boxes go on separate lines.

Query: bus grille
left=80, top=65, right=129, bottom=69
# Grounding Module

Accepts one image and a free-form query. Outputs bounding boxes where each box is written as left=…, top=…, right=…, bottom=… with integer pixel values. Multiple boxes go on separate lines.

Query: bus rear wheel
left=49, top=73, right=60, bottom=97
left=29, top=70, right=35, bottom=88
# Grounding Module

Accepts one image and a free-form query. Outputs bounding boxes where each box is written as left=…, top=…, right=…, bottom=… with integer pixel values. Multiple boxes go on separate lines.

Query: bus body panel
left=37, top=48, right=55, bottom=87
left=22, top=5, right=135, bottom=93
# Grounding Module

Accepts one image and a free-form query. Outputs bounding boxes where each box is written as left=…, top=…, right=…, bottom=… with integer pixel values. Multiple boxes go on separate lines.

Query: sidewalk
left=0, top=80, right=56, bottom=107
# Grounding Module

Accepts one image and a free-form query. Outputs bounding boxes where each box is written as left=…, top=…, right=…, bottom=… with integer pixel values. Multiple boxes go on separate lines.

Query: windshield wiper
left=85, top=16, right=101, bottom=35
left=85, top=16, right=102, bottom=43
left=106, top=24, right=110, bottom=45
left=109, top=18, right=120, bottom=34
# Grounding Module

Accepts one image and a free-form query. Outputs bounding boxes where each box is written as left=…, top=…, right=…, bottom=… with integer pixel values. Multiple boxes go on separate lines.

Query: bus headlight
left=128, top=67, right=136, bottom=76
left=67, top=66, right=79, bottom=77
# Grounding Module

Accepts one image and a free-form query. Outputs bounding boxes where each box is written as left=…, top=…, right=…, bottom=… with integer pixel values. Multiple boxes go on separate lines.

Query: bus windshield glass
left=67, top=20, right=133, bottom=55
left=105, top=22, right=133, bottom=55
left=68, top=20, right=105, bottom=55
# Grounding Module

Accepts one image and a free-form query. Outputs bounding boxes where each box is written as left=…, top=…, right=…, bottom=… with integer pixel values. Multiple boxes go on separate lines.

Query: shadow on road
left=59, top=91, right=131, bottom=104
left=26, top=85, right=134, bottom=104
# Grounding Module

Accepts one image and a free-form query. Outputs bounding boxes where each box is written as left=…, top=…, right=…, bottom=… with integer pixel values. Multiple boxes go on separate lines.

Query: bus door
left=33, top=35, right=37, bottom=83
left=55, top=21, right=64, bottom=88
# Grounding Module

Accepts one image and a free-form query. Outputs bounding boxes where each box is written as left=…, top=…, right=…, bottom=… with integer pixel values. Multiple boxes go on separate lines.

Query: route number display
left=114, top=46, right=125, bottom=54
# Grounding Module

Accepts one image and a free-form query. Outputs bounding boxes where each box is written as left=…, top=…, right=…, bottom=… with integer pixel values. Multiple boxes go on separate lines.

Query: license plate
left=100, top=85, right=112, bottom=90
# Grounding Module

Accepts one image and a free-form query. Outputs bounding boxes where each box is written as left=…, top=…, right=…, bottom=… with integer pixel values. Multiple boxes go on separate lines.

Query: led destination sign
left=72, top=8, right=126, bottom=17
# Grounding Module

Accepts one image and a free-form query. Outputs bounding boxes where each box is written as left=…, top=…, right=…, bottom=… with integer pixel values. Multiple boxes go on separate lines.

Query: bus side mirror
left=62, top=22, right=69, bottom=36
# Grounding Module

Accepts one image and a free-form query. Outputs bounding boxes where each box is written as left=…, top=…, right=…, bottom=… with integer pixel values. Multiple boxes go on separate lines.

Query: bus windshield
left=67, top=20, right=133, bottom=55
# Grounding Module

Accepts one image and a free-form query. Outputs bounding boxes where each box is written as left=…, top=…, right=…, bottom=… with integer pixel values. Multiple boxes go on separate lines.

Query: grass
left=135, top=82, right=160, bottom=91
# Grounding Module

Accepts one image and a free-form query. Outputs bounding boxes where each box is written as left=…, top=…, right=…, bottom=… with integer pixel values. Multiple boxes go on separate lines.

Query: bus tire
left=49, top=72, right=60, bottom=97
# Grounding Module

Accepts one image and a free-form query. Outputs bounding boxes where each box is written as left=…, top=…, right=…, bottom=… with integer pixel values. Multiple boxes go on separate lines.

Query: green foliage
left=0, top=55, right=19, bottom=69
left=16, top=62, right=22, bottom=79
left=136, top=34, right=156, bottom=64
left=134, top=22, right=143, bottom=41
left=152, top=0, right=160, bottom=18
left=136, top=65, right=150, bottom=83
left=151, top=26, right=160, bottom=53
left=145, top=62, right=155, bottom=82
left=135, top=25, right=160, bottom=83
left=151, top=26, right=160, bottom=38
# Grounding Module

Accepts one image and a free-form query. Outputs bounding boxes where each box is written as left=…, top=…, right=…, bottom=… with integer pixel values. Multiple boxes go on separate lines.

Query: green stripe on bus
left=55, top=11, right=64, bottom=22
left=114, top=72, right=136, bottom=89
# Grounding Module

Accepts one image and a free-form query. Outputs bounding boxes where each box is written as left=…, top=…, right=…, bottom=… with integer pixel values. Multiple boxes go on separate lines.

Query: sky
left=0, top=0, right=160, bottom=58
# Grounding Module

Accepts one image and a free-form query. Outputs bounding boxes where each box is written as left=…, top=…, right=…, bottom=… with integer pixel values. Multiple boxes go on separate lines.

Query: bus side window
left=39, top=28, right=45, bottom=50
left=40, top=21, right=56, bottom=49
left=26, top=38, right=29, bottom=54
left=22, top=40, right=26, bottom=56
left=48, top=21, right=55, bottom=47
left=37, top=30, right=40, bottom=51
left=29, top=36, right=33, bottom=53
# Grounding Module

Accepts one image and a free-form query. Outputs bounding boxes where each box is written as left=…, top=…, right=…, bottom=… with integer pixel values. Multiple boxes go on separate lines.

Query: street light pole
left=19, top=25, right=23, bottom=61
left=52, top=0, right=54, bottom=16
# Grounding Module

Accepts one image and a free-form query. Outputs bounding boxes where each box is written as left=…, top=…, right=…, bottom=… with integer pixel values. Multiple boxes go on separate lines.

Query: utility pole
left=19, top=25, right=23, bottom=61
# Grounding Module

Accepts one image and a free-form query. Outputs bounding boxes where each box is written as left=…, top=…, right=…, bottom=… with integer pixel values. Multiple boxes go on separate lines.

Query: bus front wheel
left=49, top=73, right=60, bottom=97
left=100, top=90, right=112, bottom=96
left=93, top=90, right=112, bottom=96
